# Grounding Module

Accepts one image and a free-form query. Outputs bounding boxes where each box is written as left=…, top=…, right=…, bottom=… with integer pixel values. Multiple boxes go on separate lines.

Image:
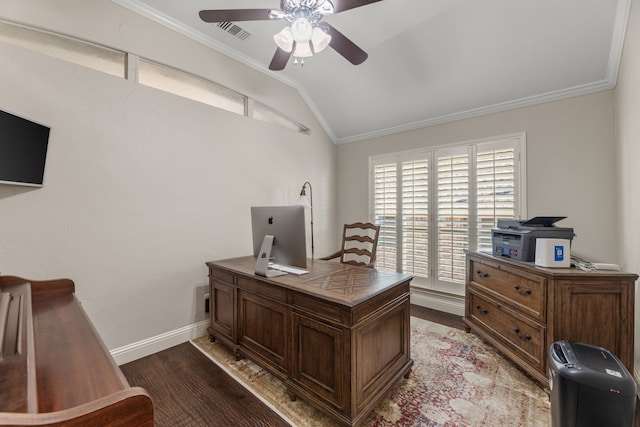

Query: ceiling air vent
left=217, top=22, right=252, bottom=41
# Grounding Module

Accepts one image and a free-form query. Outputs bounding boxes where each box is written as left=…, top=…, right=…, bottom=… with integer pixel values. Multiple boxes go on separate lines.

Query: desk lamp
left=298, top=181, right=314, bottom=259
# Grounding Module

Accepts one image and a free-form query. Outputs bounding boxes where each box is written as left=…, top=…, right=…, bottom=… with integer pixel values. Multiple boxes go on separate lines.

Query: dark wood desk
left=206, top=256, right=414, bottom=427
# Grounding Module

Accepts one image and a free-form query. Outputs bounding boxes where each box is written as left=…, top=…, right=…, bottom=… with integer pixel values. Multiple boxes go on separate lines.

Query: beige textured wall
left=614, top=0, right=640, bottom=378
left=337, top=91, right=618, bottom=263
left=0, top=1, right=337, bottom=356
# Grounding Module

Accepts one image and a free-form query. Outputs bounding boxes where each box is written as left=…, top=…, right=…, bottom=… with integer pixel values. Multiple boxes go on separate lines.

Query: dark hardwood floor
left=120, top=338, right=289, bottom=427
left=410, top=304, right=464, bottom=330
left=121, top=306, right=639, bottom=426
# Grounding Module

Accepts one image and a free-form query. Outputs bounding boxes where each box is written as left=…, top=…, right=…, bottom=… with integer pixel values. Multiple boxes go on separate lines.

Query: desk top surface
left=206, top=256, right=413, bottom=307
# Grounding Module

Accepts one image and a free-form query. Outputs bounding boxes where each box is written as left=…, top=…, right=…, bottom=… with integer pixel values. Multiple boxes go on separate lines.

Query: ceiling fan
left=199, top=0, right=382, bottom=70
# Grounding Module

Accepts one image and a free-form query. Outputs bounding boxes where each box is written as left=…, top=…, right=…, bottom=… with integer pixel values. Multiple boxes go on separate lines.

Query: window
left=370, top=133, right=525, bottom=296
left=436, top=146, right=470, bottom=286
left=373, top=163, right=398, bottom=271
left=0, top=20, right=125, bottom=78
left=138, top=59, right=246, bottom=116
left=0, top=20, right=310, bottom=134
left=251, top=100, right=310, bottom=134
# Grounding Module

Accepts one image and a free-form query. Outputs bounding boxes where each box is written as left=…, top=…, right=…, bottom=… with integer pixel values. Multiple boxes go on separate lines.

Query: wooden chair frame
left=320, top=222, right=380, bottom=267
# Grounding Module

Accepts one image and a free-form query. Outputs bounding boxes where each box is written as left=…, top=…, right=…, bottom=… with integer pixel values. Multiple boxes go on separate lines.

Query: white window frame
left=370, top=132, right=527, bottom=296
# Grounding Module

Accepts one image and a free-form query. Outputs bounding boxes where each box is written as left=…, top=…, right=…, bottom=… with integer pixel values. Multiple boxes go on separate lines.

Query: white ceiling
left=114, top=0, right=631, bottom=144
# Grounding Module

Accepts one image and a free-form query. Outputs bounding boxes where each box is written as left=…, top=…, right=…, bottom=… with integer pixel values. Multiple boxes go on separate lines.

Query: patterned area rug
left=191, top=317, right=550, bottom=426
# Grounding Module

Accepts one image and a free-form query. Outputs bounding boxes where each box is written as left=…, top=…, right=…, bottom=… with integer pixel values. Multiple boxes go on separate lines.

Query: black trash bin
left=549, top=341, right=636, bottom=427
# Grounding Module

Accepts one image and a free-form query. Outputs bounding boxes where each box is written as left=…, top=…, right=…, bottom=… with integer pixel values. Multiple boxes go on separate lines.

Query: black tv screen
left=0, top=109, right=50, bottom=187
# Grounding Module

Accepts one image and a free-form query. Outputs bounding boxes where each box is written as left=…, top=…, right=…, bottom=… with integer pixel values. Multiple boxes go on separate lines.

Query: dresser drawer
left=469, top=258, right=546, bottom=322
left=468, top=290, right=545, bottom=371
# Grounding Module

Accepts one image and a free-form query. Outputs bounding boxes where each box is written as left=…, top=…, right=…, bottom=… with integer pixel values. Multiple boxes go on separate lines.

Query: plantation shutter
left=369, top=133, right=524, bottom=297
left=436, top=148, right=469, bottom=284
left=373, top=162, right=398, bottom=271
left=476, top=141, right=518, bottom=253
left=401, top=159, right=429, bottom=278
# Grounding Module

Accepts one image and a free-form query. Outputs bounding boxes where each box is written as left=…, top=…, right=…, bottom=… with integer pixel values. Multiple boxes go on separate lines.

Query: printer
left=492, top=217, right=574, bottom=262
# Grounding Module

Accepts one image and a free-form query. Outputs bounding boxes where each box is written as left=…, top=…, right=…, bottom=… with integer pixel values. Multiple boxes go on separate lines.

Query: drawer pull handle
left=475, top=305, right=488, bottom=315
left=476, top=305, right=489, bottom=314
left=513, top=284, right=532, bottom=296
left=476, top=270, right=489, bottom=278
left=513, top=327, right=532, bottom=341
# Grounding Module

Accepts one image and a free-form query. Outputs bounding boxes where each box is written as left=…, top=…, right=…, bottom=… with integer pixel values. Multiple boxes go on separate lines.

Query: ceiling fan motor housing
left=281, top=0, right=334, bottom=24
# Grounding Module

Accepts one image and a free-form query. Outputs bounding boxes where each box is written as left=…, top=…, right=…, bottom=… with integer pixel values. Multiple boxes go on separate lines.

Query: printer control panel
left=495, top=245, right=518, bottom=258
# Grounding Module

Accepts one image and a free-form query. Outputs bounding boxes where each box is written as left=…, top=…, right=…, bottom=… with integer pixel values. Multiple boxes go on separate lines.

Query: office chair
left=320, top=222, right=380, bottom=267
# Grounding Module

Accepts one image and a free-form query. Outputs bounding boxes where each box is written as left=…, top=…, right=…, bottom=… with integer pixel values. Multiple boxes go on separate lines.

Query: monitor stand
left=255, top=235, right=287, bottom=277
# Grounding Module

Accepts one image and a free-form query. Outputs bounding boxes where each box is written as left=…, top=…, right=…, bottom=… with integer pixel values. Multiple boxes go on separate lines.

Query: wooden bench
left=0, top=275, right=153, bottom=427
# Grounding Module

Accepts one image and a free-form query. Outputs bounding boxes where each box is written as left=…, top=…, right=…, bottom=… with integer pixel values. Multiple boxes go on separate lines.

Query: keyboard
left=268, top=263, right=309, bottom=275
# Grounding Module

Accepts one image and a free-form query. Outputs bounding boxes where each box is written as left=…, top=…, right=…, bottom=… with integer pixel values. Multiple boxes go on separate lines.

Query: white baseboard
left=111, top=290, right=463, bottom=366
left=410, top=286, right=465, bottom=316
left=111, top=319, right=210, bottom=365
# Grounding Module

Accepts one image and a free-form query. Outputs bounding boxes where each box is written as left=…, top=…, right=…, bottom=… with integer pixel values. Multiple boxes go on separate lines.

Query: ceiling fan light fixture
left=291, top=17, right=313, bottom=42
left=274, top=26, right=294, bottom=52
left=311, top=27, right=331, bottom=53
left=293, top=41, right=313, bottom=58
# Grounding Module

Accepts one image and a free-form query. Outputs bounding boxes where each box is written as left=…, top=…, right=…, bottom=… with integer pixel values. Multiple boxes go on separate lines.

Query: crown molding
left=606, top=0, right=632, bottom=84
left=334, top=79, right=616, bottom=145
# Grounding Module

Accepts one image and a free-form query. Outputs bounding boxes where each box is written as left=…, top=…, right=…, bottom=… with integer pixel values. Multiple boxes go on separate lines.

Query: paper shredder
left=549, top=341, right=636, bottom=427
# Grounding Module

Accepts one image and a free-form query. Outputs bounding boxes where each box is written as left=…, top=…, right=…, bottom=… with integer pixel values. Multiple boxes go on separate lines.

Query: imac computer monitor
left=251, top=205, right=307, bottom=269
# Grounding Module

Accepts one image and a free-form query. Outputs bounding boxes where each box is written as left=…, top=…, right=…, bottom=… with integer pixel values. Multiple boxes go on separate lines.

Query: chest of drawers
left=463, top=251, right=637, bottom=385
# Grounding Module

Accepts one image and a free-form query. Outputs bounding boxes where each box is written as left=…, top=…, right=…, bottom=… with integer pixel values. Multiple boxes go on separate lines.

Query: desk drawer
left=291, top=293, right=344, bottom=325
left=238, top=276, right=286, bottom=302
left=209, top=267, right=236, bottom=285
left=468, top=290, right=545, bottom=371
left=469, top=259, right=546, bottom=322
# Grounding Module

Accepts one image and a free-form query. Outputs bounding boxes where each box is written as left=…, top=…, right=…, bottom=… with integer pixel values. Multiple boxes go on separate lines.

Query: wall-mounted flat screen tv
left=0, top=109, right=50, bottom=187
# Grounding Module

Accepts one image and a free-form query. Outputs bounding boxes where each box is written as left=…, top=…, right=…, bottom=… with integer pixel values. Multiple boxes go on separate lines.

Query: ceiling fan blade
left=331, top=0, right=383, bottom=14
left=199, top=9, right=275, bottom=23
left=269, top=48, right=292, bottom=71
left=323, top=23, right=368, bottom=65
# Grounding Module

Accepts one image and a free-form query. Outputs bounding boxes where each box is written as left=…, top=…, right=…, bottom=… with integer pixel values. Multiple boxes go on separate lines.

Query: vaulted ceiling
left=115, top=0, right=630, bottom=144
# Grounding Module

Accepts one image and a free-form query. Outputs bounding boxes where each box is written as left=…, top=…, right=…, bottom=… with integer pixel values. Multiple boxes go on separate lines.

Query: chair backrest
left=339, top=222, right=381, bottom=267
